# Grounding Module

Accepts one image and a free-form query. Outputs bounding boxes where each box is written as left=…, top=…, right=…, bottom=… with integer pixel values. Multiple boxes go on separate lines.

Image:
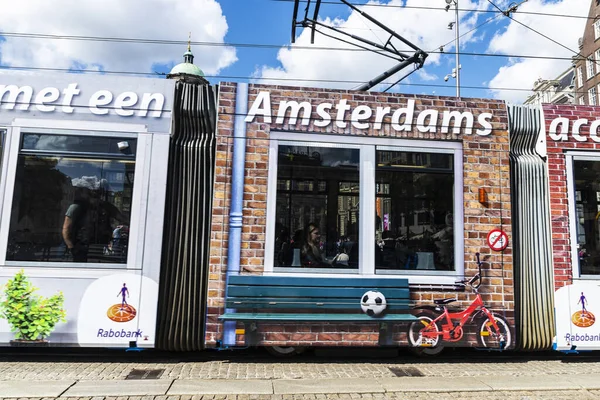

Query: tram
left=0, top=70, right=593, bottom=355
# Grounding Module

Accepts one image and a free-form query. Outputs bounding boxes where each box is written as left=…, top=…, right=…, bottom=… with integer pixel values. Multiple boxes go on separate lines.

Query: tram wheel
left=265, top=345, right=306, bottom=357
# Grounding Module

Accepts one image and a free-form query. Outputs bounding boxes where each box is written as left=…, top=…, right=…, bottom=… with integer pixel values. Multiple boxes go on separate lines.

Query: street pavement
left=1, top=348, right=600, bottom=399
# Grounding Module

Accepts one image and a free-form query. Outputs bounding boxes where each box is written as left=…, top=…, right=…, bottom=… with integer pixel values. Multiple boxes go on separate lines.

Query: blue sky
left=0, top=0, right=591, bottom=103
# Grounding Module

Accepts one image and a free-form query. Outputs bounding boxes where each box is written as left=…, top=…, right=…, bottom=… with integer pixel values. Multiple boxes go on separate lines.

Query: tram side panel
left=206, top=83, right=515, bottom=350
left=543, top=104, right=600, bottom=351
left=0, top=132, right=169, bottom=348
left=0, top=72, right=174, bottom=348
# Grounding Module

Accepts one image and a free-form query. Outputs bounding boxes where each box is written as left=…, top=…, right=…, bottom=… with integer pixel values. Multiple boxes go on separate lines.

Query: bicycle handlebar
left=455, top=253, right=483, bottom=289
left=455, top=274, right=481, bottom=288
left=473, top=252, right=483, bottom=288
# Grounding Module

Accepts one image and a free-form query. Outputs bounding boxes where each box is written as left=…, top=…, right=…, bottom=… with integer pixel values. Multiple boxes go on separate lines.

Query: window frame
left=264, top=132, right=464, bottom=285
left=373, top=145, right=458, bottom=275
left=0, top=119, right=150, bottom=270
left=566, top=152, right=600, bottom=280
left=578, top=66, right=585, bottom=88
left=588, top=57, right=596, bottom=80
left=0, top=127, right=8, bottom=242
left=589, top=87, right=598, bottom=106
left=595, top=20, right=600, bottom=40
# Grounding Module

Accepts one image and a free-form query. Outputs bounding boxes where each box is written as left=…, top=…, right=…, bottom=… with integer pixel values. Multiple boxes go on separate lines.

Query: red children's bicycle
left=407, top=253, right=512, bottom=355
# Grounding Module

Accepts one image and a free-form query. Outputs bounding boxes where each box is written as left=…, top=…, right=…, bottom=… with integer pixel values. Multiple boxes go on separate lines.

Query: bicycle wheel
left=477, top=313, right=512, bottom=349
left=407, top=312, right=444, bottom=355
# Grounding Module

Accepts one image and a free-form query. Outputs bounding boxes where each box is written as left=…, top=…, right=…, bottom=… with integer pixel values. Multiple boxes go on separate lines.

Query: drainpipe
left=223, top=82, right=248, bottom=347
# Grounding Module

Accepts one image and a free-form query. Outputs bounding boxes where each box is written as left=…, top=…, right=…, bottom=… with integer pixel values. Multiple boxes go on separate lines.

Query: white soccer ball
left=360, top=291, right=387, bottom=317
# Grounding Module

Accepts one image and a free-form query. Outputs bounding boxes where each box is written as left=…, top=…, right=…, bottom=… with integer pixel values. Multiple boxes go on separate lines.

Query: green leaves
left=0, top=271, right=66, bottom=341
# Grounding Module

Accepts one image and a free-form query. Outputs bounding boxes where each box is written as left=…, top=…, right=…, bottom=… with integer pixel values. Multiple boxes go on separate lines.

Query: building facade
left=524, top=69, right=575, bottom=105
left=573, top=0, right=600, bottom=105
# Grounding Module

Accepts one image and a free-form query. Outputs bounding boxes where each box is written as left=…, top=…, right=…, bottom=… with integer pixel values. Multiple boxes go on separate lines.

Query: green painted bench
left=219, top=275, right=416, bottom=345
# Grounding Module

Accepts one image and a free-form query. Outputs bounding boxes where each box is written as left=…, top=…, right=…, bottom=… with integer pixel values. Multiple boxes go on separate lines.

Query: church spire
left=183, top=32, right=194, bottom=64
left=167, top=32, right=207, bottom=84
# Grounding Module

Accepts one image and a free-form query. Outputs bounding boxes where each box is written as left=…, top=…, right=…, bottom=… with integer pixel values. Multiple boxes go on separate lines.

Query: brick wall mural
left=205, top=83, right=512, bottom=348
left=544, top=104, right=600, bottom=289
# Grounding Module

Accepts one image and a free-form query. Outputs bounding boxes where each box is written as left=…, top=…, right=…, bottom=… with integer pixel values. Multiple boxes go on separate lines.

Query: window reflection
left=274, top=145, right=360, bottom=270
left=375, top=150, right=455, bottom=271
left=574, top=160, right=600, bottom=275
left=22, top=134, right=136, bottom=155
left=7, top=135, right=135, bottom=264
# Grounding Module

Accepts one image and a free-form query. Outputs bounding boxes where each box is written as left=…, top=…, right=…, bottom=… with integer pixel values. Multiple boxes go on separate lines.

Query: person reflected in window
left=275, top=227, right=291, bottom=266
left=97, top=195, right=129, bottom=260
left=62, top=188, right=91, bottom=262
left=301, top=223, right=329, bottom=267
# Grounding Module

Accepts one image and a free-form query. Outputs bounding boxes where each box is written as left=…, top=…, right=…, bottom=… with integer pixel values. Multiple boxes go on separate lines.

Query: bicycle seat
left=433, top=298, right=457, bottom=305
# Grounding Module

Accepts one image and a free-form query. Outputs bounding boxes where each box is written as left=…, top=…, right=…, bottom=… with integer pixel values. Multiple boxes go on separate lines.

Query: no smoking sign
left=487, top=229, right=508, bottom=251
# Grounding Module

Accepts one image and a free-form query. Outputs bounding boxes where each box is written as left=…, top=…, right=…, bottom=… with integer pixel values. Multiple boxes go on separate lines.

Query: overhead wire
left=0, top=65, right=588, bottom=95
left=482, top=0, right=600, bottom=102
left=0, top=1, right=591, bottom=97
left=310, top=27, right=402, bottom=61
left=0, top=31, right=590, bottom=62
left=431, top=11, right=503, bottom=54
left=273, top=0, right=592, bottom=20
left=486, top=0, right=581, bottom=57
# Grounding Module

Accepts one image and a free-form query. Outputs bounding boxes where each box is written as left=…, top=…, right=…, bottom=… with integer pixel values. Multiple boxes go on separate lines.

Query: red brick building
left=573, top=1, right=600, bottom=105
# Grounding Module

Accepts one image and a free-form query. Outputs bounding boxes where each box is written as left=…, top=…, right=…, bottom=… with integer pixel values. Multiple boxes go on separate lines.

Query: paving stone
left=478, top=375, right=577, bottom=391
left=378, top=376, right=491, bottom=392
left=0, top=380, right=75, bottom=398
left=168, top=380, right=273, bottom=395
left=62, top=381, right=172, bottom=397
left=273, top=379, right=384, bottom=395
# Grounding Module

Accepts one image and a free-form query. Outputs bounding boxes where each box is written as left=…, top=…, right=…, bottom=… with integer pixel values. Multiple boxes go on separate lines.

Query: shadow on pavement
left=1, top=345, right=599, bottom=365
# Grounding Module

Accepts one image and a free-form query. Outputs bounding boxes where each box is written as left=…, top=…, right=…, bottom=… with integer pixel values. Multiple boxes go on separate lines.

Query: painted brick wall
left=205, top=82, right=513, bottom=348
left=543, top=104, right=600, bottom=289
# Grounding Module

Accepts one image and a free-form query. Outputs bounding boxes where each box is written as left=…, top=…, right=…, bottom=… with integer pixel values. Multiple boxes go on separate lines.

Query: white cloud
left=256, top=0, right=484, bottom=91
left=416, top=69, right=438, bottom=82
left=0, top=0, right=237, bottom=75
left=487, top=0, right=588, bottom=103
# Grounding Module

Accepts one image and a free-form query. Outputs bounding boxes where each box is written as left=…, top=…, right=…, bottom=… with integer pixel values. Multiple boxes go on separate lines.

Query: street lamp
left=444, top=0, right=460, bottom=97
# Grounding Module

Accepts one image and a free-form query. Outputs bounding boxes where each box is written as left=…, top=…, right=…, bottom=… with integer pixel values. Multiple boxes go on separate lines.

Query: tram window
left=573, top=160, right=600, bottom=275
left=375, top=150, right=455, bottom=272
left=273, top=145, right=360, bottom=270
left=7, top=134, right=136, bottom=265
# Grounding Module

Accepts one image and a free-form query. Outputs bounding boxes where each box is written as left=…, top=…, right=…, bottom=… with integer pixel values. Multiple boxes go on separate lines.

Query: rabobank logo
left=572, top=291, right=596, bottom=328
left=107, top=283, right=137, bottom=323
left=78, top=274, right=158, bottom=347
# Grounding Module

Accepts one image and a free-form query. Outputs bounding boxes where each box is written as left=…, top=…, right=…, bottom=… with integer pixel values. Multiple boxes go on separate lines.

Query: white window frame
left=0, top=128, right=9, bottom=242
left=588, top=57, right=596, bottom=79
left=0, top=118, right=150, bottom=272
left=566, top=152, right=600, bottom=280
left=595, top=20, right=600, bottom=40
left=580, top=96, right=586, bottom=105
left=595, top=50, right=600, bottom=74
left=589, top=87, right=597, bottom=106
left=578, top=66, right=584, bottom=88
left=263, top=132, right=464, bottom=286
